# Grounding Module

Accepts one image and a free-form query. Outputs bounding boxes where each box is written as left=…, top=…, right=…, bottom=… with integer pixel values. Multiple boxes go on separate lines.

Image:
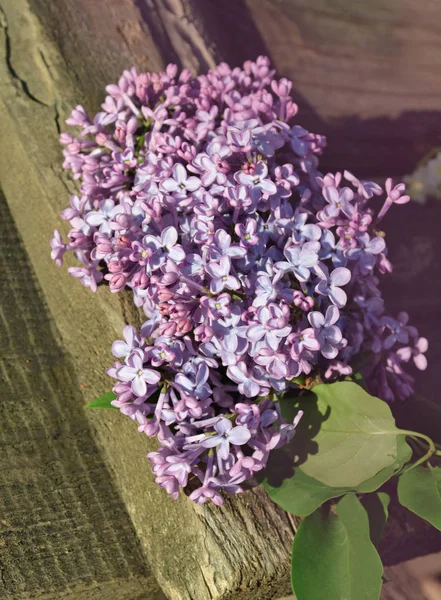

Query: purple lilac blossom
left=51, top=57, right=428, bottom=504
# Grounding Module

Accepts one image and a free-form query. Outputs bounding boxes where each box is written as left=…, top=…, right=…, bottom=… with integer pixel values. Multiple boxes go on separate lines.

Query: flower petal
left=162, top=226, right=178, bottom=248
left=215, top=418, right=233, bottom=435
left=112, top=341, right=129, bottom=358
left=117, top=366, right=136, bottom=381
left=185, top=177, right=201, bottom=192
left=161, top=178, right=179, bottom=192
left=173, top=163, right=187, bottom=184
left=228, top=426, right=251, bottom=445
left=132, top=375, right=147, bottom=397
left=330, top=267, right=351, bottom=287
left=329, top=287, right=347, bottom=308
left=308, top=311, right=325, bottom=329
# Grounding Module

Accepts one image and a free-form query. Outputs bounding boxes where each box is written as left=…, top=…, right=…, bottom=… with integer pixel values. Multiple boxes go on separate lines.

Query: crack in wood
left=0, top=4, right=48, bottom=105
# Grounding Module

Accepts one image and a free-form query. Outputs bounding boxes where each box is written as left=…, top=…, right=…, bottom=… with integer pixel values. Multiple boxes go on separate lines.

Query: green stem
left=398, top=430, right=436, bottom=474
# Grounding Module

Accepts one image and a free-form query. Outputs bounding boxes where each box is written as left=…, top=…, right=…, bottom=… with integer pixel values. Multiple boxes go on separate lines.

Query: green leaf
left=398, top=466, right=441, bottom=531
left=295, top=382, right=401, bottom=488
left=263, top=435, right=410, bottom=517
left=355, top=436, right=412, bottom=492
left=291, top=494, right=383, bottom=600
left=362, top=492, right=390, bottom=547
left=263, top=469, right=348, bottom=517
left=85, top=391, right=118, bottom=410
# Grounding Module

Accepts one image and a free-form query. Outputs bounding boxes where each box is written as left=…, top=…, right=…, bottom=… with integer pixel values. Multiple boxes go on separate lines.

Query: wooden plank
left=0, top=186, right=164, bottom=599
left=0, top=0, right=440, bottom=598
left=244, top=0, right=441, bottom=178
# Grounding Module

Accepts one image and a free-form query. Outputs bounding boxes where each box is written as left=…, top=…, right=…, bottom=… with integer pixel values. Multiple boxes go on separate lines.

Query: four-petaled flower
left=161, top=163, right=201, bottom=196
left=117, top=352, right=161, bottom=396
left=201, top=417, right=251, bottom=459
left=142, top=226, right=185, bottom=269
left=275, top=241, right=319, bottom=282
left=315, top=265, right=351, bottom=308
left=206, top=256, right=240, bottom=294
left=235, top=161, right=277, bottom=201
left=322, top=186, right=355, bottom=218
left=347, top=233, right=385, bottom=274
left=85, top=199, right=120, bottom=234
left=308, top=306, right=343, bottom=359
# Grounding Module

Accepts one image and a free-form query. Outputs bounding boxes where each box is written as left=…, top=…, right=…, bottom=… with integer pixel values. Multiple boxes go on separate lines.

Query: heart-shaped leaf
left=263, top=469, right=348, bottom=517
left=85, top=391, right=118, bottom=410
left=291, top=493, right=383, bottom=600
left=288, top=382, right=401, bottom=488
left=398, top=466, right=441, bottom=531
left=355, top=436, right=412, bottom=492
left=263, top=436, right=410, bottom=517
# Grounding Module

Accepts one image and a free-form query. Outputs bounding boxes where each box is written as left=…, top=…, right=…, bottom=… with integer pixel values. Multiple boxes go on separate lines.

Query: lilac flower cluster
left=51, top=57, right=428, bottom=504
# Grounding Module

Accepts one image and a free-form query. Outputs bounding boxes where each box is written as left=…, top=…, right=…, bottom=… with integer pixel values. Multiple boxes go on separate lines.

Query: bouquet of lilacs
left=50, top=57, right=429, bottom=510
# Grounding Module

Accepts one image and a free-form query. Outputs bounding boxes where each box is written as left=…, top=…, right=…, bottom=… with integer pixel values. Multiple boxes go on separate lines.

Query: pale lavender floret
left=347, top=233, right=386, bottom=274
left=189, top=153, right=226, bottom=186
left=308, top=306, right=343, bottom=359
left=210, top=230, right=247, bottom=260
left=85, top=199, right=120, bottom=234
left=200, top=417, right=251, bottom=459
left=161, top=163, right=201, bottom=196
left=239, top=304, right=291, bottom=351
left=289, top=125, right=311, bottom=156
left=163, top=455, right=192, bottom=487
left=315, top=265, right=351, bottom=308
left=50, top=230, right=67, bottom=266
left=344, top=171, right=383, bottom=199
left=377, top=178, right=410, bottom=219
left=274, top=241, right=319, bottom=282
left=322, top=185, right=355, bottom=218
left=291, top=211, right=321, bottom=244
left=227, top=362, right=260, bottom=398
left=206, top=256, right=240, bottom=294
left=235, top=161, right=277, bottom=201
left=112, top=325, right=142, bottom=358
left=117, top=351, right=161, bottom=396
left=235, top=219, right=259, bottom=246
left=319, top=229, right=347, bottom=267
left=175, top=362, right=212, bottom=401
left=142, top=226, right=186, bottom=269
left=68, top=265, right=103, bottom=292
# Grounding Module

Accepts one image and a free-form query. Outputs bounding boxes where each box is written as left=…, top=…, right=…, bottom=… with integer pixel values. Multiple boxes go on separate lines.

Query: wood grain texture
left=245, top=0, right=441, bottom=177
left=0, top=189, right=164, bottom=599
left=0, top=0, right=440, bottom=598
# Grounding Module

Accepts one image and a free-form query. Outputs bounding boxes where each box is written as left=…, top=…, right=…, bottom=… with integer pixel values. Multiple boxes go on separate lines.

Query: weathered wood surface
left=1, top=0, right=441, bottom=598
left=0, top=187, right=165, bottom=599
